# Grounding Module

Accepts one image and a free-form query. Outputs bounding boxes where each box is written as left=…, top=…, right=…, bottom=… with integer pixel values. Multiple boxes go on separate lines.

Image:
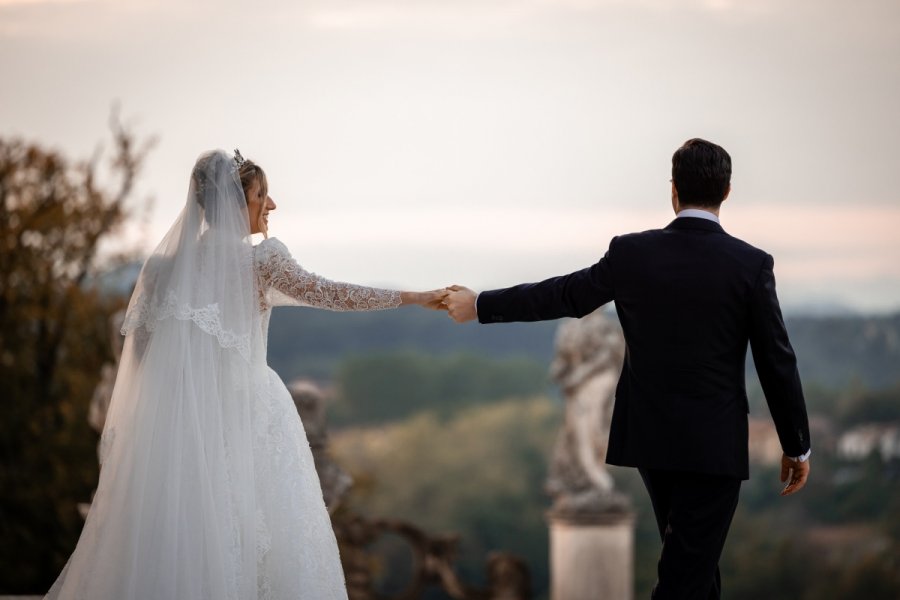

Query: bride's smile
left=244, top=177, right=276, bottom=236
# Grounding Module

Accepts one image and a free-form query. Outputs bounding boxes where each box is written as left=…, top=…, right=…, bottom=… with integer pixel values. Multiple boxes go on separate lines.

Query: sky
left=1, top=0, right=899, bottom=313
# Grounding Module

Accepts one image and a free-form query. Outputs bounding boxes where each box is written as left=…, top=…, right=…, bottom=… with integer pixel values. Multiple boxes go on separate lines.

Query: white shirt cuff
left=789, top=449, right=811, bottom=463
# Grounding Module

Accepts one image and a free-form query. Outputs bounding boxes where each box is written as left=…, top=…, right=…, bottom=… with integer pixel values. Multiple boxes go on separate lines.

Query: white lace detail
left=253, top=238, right=402, bottom=313
left=219, top=362, right=247, bottom=598
left=250, top=367, right=347, bottom=599
left=256, top=507, right=273, bottom=600
left=121, top=289, right=252, bottom=362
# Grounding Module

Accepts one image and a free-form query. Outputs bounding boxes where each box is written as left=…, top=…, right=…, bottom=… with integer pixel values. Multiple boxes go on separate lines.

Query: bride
left=45, top=149, right=448, bottom=599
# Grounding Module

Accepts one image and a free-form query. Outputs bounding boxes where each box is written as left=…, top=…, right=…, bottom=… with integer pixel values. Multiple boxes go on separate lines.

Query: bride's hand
left=401, top=289, right=450, bottom=310
left=426, top=289, right=452, bottom=310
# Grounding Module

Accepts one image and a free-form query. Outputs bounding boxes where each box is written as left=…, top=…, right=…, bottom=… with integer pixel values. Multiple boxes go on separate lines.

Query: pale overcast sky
left=2, top=0, right=899, bottom=312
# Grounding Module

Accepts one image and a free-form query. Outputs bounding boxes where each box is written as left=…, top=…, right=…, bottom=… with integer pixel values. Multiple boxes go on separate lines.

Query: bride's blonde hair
left=238, top=159, right=268, bottom=204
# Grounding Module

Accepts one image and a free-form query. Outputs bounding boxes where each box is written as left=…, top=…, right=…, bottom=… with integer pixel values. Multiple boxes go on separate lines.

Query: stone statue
left=289, top=379, right=352, bottom=513
left=546, top=309, right=629, bottom=516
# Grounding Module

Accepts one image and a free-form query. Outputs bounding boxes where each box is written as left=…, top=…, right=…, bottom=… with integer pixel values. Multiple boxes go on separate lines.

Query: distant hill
left=268, top=308, right=900, bottom=390
left=100, top=259, right=899, bottom=391
left=782, top=313, right=900, bottom=389
left=266, top=306, right=563, bottom=380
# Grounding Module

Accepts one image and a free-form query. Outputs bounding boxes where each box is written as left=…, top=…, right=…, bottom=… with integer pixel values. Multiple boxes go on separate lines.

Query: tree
left=0, top=115, right=152, bottom=593
left=331, top=352, right=550, bottom=426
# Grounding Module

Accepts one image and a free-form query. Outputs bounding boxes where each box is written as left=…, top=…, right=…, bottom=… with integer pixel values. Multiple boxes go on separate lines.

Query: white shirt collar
left=676, top=208, right=720, bottom=224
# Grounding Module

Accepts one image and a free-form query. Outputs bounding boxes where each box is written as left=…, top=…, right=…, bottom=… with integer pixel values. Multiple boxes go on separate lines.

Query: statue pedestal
left=548, top=509, right=635, bottom=600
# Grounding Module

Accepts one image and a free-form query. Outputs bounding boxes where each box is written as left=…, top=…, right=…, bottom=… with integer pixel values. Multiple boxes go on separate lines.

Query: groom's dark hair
left=671, top=138, right=731, bottom=208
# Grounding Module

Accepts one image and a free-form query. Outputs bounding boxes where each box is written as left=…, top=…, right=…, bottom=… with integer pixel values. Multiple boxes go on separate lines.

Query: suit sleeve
left=476, top=240, right=616, bottom=323
left=748, top=254, right=811, bottom=457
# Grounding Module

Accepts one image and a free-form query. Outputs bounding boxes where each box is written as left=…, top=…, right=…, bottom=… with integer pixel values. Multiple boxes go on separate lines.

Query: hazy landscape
left=261, top=307, right=900, bottom=598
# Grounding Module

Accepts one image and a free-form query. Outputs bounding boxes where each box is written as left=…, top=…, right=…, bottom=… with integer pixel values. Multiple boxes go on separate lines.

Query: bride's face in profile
left=246, top=177, right=276, bottom=236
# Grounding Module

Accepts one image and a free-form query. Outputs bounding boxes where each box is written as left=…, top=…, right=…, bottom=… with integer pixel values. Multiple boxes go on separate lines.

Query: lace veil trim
left=122, top=289, right=252, bottom=362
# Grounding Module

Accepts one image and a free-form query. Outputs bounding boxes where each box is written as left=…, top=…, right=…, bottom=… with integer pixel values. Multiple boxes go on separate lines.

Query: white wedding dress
left=247, top=237, right=401, bottom=598
left=44, top=151, right=401, bottom=600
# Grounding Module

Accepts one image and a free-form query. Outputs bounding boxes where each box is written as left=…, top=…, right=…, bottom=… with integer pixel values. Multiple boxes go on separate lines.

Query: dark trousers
left=639, top=468, right=742, bottom=600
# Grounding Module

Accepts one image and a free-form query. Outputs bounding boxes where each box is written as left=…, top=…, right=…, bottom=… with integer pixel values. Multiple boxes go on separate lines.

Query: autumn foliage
left=0, top=120, right=151, bottom=593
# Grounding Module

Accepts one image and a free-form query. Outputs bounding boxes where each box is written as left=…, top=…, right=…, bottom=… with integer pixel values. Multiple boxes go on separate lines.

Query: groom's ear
left=722, top=185, right=731, bottom=203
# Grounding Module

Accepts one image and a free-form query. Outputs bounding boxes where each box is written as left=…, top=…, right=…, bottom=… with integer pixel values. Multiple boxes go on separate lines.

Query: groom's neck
left=676, top=204, right=721, bottom=218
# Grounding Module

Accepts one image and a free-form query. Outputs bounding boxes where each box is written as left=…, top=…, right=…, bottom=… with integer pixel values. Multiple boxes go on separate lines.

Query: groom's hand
left=444, top=285, right=478, bottom=323
left=422, top=289, right=451, bottom=311
left=779, top=454, right=810, bottom=496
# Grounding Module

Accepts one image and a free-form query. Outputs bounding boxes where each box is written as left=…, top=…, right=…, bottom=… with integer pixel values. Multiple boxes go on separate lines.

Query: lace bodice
left=253, top=238, right=402, bottom=346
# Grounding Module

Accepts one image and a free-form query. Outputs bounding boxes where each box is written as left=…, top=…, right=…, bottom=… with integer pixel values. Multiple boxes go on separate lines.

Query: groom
left=444, top=138, right=811, bottom=599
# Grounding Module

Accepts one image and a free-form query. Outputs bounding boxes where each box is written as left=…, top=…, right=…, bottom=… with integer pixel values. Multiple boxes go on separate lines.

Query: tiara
left=233, top=148, right=246, bottom=168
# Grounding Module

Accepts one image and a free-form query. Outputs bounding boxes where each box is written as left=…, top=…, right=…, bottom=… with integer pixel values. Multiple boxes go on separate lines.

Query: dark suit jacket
left=477, top=216, right=810, bottom=480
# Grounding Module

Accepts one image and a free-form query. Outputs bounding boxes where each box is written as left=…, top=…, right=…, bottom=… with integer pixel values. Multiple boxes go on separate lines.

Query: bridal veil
left=46, top=150, right=266, bottom=599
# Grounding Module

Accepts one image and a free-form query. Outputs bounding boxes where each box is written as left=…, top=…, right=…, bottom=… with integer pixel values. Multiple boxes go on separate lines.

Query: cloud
left=2, top=0, right=898, bottom=311
left=0, top=0, right=88, bottom=5
left=301, top=0, right=788, bottom=33
left=255, top=201, right=900, bottom=311
left=304, top=1, right=536, bottom=33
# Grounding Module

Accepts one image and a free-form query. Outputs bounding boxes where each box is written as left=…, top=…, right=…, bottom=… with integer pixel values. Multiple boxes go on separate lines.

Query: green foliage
left=331, top=397, right=561, bottom=598
left=719, top=513, right=900, bottom=600
left=718, top=453, right=900, bottom=599
left=267, top=308, right=900, bottom=393
left=834, top=383, right=900, bottom=426
left=267, top=306, right=562, bottom=381
left=329, top=390, right=900, bottom=599
left=780, top=314, right=900, bottom=389
left=749, top=376, right=900, bottom=427
left=330, top=352, right=552, bottom=426
left=0, top=124, right=151, bottom=593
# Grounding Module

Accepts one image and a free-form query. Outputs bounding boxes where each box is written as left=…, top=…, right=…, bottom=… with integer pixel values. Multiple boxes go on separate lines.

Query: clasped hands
left=418, top=285, right=477, bottom=322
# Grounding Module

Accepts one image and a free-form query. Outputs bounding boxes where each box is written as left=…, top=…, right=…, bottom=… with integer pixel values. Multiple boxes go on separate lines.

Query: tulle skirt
left=44, top=339, right=347, bottom=600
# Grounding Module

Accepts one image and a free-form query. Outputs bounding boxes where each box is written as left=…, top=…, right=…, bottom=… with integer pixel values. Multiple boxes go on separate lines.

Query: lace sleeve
left=256, top=238, right=402, bottom=311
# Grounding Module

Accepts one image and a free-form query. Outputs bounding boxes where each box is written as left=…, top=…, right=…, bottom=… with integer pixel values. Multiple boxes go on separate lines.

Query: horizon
left=93, top=257, right=900, bottom=319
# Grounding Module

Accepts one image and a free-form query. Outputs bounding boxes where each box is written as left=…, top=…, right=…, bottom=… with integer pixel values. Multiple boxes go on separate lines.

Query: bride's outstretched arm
left=257, top=238, right=447, bottom=311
